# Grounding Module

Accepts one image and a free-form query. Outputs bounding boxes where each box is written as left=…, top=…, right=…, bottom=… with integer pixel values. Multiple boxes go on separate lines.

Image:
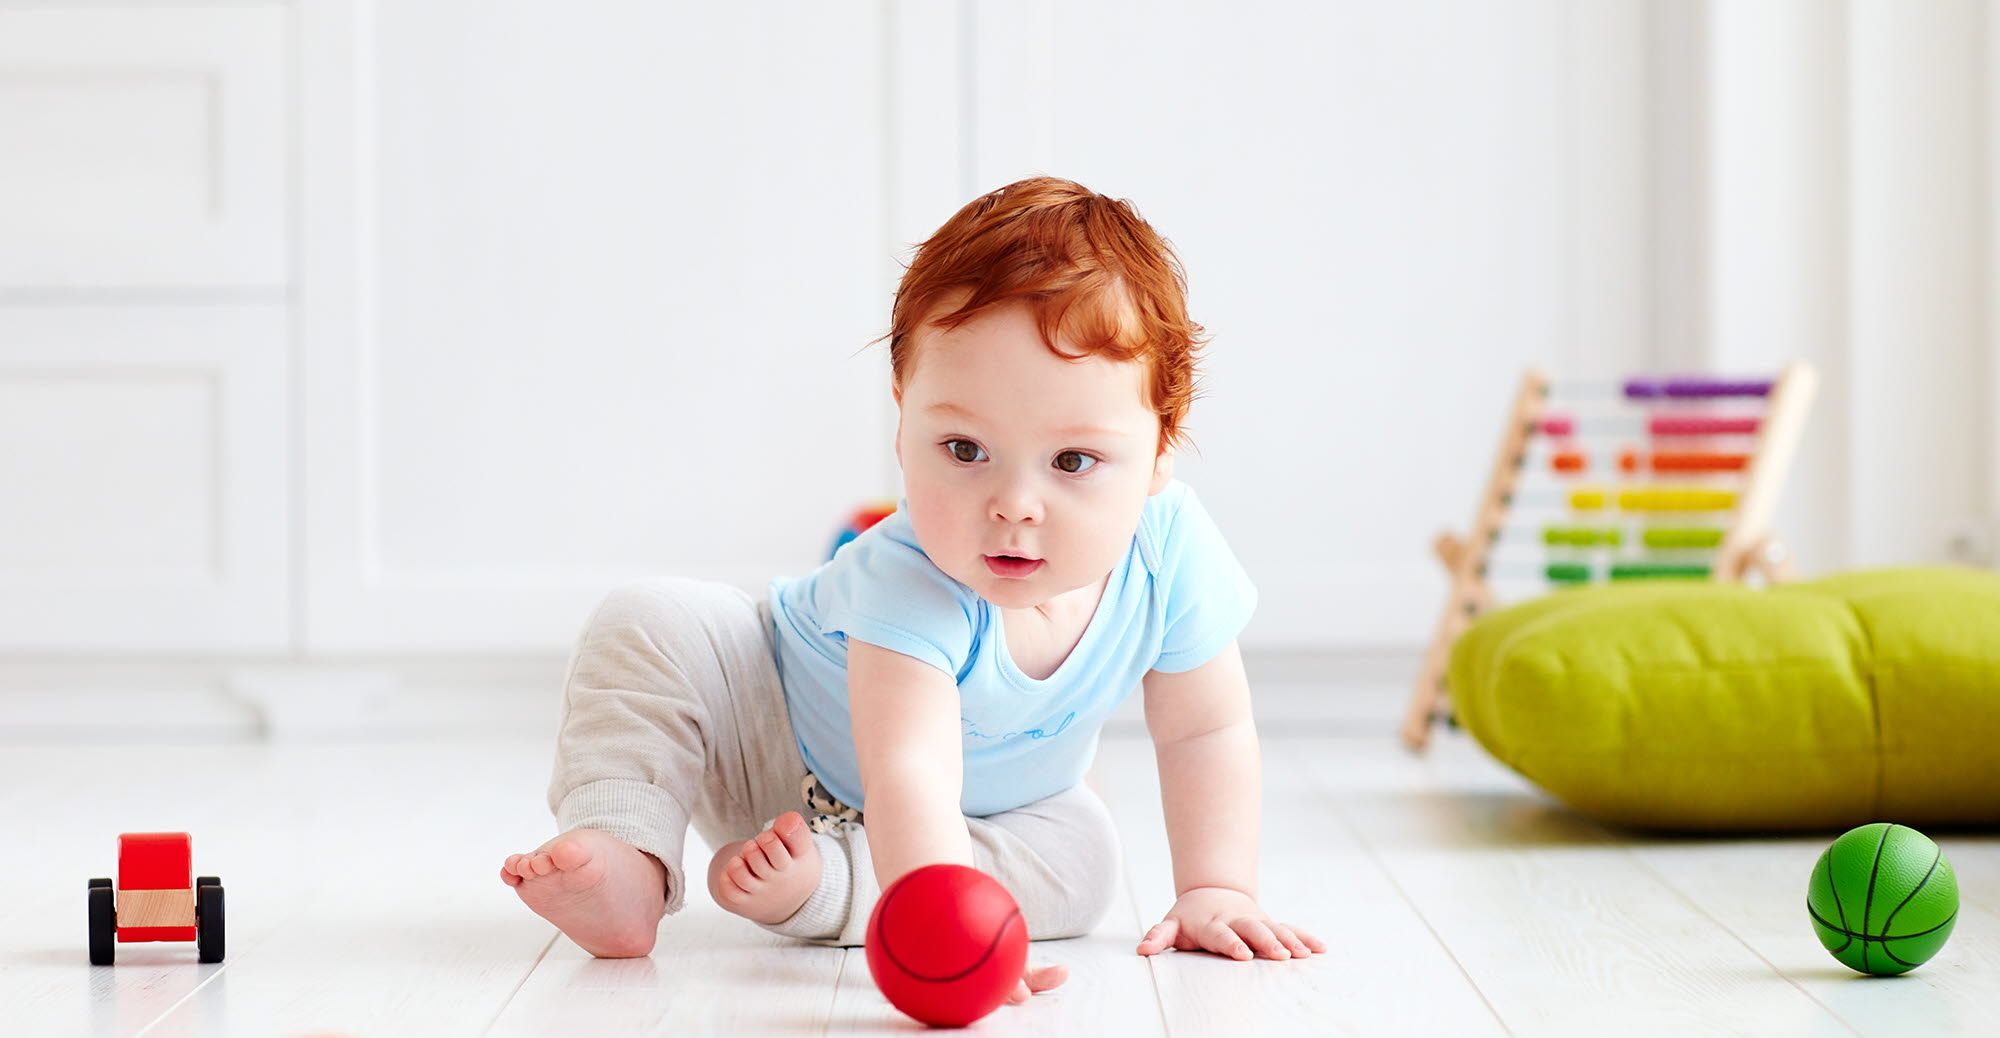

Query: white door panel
left=299, top=1, right=899, bottom=651
left=0, top=305, right=290, bottom=651
left=0, top=5, right=288, bottom=288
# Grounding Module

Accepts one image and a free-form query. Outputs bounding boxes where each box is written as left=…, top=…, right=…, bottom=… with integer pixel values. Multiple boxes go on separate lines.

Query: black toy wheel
left=88, top=881, right=115, bottom=966
left=196, top=882, right=224, bottom=964
left=196, top=876, right=219, bottom=888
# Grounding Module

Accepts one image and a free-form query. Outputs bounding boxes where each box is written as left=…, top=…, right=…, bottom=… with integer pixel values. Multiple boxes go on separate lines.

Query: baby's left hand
left=1137, top=886, right=1325, bottom=961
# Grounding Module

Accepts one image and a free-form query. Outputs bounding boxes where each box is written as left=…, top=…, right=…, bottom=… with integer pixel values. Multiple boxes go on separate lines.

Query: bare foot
left=707, top=811, right=821, bottom=925
left=500, top=828, right=667, bottom=958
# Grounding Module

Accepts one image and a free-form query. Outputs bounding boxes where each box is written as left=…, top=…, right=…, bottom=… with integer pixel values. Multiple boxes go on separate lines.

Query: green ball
left=1808, top=822, right=1959, bottom=975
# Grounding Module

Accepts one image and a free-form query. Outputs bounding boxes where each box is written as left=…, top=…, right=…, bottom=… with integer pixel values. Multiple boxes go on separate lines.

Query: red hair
left=884, top=176, right=1208, bottom=454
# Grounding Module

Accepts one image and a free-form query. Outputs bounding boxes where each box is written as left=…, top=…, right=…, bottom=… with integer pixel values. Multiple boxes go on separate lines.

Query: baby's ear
left=1149, top=447, right=1175, bottom=494
left=892, top=406, right=904, bottom=468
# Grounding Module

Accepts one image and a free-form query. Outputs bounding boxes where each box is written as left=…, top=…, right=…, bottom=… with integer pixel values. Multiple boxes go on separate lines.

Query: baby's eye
left=1054, top=450, right=1098, bottom=474
left=945, top=439, right=986, bottom=464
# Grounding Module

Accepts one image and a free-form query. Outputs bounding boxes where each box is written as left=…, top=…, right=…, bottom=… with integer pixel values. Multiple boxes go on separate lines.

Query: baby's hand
left=1136, top=886, right=1325, bottom=961
left=1004, top=961, right=1069, bottom=1005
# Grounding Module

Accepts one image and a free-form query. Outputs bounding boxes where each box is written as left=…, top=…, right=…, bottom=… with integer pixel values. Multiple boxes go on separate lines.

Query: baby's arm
left=1136, top=640, right=1324, bottom=960
left=849, top=639, right=1071, bottom=1004
left=848, top=639, right=975, bottom=887
left=1143, top=639, right=1261, bottom=896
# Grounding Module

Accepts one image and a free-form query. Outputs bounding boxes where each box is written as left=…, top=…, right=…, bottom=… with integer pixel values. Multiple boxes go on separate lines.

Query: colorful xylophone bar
left=1538, top=415, right=1763, bottom=438
left=1549, top=449, right=1751, bottom=474
left=1545, top=561, right=1714, bottom=584
left=1540, top=526, right=1726, bottom=549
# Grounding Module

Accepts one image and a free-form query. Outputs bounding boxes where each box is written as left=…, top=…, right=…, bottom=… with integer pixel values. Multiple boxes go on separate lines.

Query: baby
left=499, top=176, right=1323, bottom=1005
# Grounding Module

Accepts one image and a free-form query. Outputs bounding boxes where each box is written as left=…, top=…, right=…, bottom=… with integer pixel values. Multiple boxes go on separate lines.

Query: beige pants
left=546, top=577, right=1122, bottom=946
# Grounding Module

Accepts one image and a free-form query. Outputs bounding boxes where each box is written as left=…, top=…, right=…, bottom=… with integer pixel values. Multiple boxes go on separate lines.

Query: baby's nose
left=989, top=492, right=1042, bottom=524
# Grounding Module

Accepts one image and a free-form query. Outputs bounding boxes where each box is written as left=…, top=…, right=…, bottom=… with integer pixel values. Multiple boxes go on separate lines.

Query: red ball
left=865, top=864, right=1028, bottom=1027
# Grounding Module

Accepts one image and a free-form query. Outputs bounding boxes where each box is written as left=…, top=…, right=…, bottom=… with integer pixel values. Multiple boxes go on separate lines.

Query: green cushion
left=1448, top=567, right=2000, bottom=831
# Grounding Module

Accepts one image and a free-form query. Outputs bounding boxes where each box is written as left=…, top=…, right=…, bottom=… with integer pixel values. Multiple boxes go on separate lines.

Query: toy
left=88, top=831, right=224, bottom=965
left=1809, top=822, right=1958, bottom=975
left=1403, top=364, right=1818, bottom=749
left=827, top=500, right=898, bottom=561
left=865, top=863, right=1028, bottom=1027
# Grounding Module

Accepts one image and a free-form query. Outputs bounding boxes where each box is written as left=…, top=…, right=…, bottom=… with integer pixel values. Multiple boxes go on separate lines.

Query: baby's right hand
left=1006, top=961, right=1069, bottom=1004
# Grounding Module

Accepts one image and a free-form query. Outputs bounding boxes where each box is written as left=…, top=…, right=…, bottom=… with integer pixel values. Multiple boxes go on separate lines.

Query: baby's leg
left=503, top=578, right=803, bottom=957
left=966, top=783, right=1123, bottom=939
left=755, top=783, right=1122, bottom=947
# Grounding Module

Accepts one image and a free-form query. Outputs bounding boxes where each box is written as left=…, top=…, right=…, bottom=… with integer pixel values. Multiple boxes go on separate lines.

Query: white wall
left=957, top=0, right=1656, bottom=646
left=1701, top=0, right=1994, bottom=574
left=298, top=1, right=896, bottom=651
left=1, top=1, right=1994, bottom=732
left=2, top=0, right=1664, bottom=662
left=1704, top=1, right=1848, bottom=575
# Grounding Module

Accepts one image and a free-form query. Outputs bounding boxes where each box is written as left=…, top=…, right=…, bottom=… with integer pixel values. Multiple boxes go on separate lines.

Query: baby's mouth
left=984, top=555, right=1045, bottom=579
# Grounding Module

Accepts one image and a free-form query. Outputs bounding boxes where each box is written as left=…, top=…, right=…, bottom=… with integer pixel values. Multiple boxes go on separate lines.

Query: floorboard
left=6, top=727, right=1996, bottom=1036
left=1093, top=736, right=1508, bottom=1036
left=821, top=864, right=1164, bottom=1036
left=488, top=895, right=843, bottom=1035
left=1324, top=734, right=1858, bottom=1036
left=1624, top=833, right=2000, bottom=1037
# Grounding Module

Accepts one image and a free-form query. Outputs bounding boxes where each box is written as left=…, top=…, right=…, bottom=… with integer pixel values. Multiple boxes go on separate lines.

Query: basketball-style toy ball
left=1808, top=822, right=1959, bottom=976
left=865, top=864, right=1029, bottom=1027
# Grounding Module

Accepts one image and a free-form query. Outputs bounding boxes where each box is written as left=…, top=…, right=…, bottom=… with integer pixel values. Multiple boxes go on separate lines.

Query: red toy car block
left=120, top=831, right=193, bottom=889
left=88, top=831, right=224, bottom=966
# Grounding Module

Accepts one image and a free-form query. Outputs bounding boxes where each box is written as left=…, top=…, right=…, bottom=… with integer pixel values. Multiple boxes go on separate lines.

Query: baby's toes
left=726, top=855, right=763, bottom=892
left=736, top=842, right=775, bottom=881
left=754, top=829, right=793, bottom=870
left=773, top=812, right=815, bottom=856
left=714, top=871, right=749, bottom=904
left=528, top=851, right=556, bottom=877
left=547, top=835, right=594, bottom=872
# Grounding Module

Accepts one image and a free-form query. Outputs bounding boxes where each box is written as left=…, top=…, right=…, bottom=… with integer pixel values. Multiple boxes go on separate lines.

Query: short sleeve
left=817, top=512, right=976, bottom=679
left=1152, top=484, right=1258, bottom=673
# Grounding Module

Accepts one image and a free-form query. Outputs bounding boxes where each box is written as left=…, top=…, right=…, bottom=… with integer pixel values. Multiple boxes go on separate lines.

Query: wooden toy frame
left=1401, top=361, right=1819, bottom=750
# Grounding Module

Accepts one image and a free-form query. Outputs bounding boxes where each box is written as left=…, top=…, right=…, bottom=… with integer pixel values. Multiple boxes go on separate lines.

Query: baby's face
left=895, top=301, right=1171, bottom=610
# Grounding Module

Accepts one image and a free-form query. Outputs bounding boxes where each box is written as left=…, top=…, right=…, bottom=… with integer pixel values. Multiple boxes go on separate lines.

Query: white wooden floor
left=5, top=725, right=1997, bottom=1036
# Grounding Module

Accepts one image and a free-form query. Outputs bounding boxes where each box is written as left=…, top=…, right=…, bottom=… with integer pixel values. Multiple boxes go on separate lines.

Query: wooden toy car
left=88, top=832, right=224, bottom=965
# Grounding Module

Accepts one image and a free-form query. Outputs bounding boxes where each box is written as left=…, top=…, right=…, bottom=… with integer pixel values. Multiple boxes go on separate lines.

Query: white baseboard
left=0, top=649, right=1420, bottom=743
left=0, top=657, right=567, bottom=742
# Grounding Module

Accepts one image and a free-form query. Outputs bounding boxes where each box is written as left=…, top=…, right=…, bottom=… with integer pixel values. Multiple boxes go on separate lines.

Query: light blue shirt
left=767, top=479, right=1256, bottom=817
